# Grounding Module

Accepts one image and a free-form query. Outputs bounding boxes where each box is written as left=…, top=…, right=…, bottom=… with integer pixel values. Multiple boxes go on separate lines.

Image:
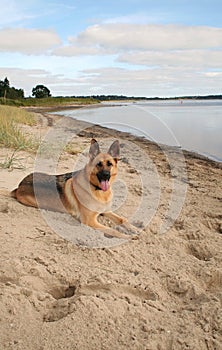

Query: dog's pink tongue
left=100, top=180, right=110, bottom=191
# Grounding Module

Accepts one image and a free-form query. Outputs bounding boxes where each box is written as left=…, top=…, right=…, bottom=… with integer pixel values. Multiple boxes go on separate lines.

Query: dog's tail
left=0, top=188, right=17, bottom=198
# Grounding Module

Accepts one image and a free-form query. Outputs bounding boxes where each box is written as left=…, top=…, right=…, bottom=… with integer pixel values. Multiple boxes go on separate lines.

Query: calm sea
left=57, top=100, right=222, bottom=162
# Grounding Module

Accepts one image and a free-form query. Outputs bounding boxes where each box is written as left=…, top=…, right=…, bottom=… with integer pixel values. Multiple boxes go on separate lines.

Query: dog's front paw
left=103, top=229, right=131, bottom=240
left=119, top=216, right=128, bottom=225
left=115, top=222, right=141, bottom=237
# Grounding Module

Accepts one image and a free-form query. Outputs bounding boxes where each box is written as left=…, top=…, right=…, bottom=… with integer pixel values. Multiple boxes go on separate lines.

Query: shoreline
left=27, top=104, right=222, bottom=168
left=74, top=115, right=222, bottom=168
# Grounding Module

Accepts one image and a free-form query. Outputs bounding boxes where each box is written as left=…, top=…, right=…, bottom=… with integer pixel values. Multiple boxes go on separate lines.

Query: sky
left=0, top=0, right=222, bottom=97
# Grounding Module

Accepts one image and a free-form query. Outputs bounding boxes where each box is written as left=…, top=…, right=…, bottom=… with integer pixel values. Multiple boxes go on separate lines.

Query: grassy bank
left=0, top=96, right=99, bottom=108
left=0, top=105, right=39, bottom=151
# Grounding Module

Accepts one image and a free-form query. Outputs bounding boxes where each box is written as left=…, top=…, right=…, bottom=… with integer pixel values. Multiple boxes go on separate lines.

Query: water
left=56, top=100, right=222, bottom=162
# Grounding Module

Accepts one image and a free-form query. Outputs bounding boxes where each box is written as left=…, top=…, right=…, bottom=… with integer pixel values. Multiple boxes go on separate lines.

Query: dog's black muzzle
left=97, top=170, right=111, bottom=182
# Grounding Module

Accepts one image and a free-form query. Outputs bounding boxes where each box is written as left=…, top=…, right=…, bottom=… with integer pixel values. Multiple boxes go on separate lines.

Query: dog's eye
left=96, top=161, right=102, bottom=168
left=107, top=161, right=113, bottom=167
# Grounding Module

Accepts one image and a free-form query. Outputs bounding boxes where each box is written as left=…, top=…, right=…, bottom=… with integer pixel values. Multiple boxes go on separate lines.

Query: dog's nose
left=97, top=170, right=111, bottom=183
left=101, top=170, right=110, bottom=180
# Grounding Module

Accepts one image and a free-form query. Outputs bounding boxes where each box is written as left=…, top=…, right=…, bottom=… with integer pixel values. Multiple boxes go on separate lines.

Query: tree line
left=0, top=77, right=51, bottom=99
left=0, top=77, right=24, bottom=99
left=90, top=94, right=222, bottom=101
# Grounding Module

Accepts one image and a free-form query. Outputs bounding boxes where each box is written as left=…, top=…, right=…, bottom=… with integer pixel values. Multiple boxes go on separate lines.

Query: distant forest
left=89, top=94, right=222, bottom=101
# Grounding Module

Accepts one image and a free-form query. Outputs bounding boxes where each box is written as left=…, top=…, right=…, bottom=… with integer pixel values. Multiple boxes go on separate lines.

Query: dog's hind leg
left=14, top=188, right=38, bottom=208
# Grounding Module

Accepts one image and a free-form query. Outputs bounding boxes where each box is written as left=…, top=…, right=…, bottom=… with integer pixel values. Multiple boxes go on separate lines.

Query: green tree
left=0, top=77, right=10, bottom=98
left=32, top=85, right=51, bottom=98
left=3, top=77, right=9, bottom=90
left=8, top=87, right=24, bottom=99
left=0, top=77, right=24, bottom=99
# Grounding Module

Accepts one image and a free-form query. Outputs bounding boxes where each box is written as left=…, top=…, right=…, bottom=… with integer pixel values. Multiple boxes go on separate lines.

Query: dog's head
left=87, top=138, right=120, bottom=192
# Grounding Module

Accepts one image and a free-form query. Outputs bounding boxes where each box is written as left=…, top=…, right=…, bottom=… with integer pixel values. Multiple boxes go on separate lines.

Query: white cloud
left=52, top=22, right=222, bottom=97
left=0, top=28, right=61, bottom=54
left=2, top=22, right=222, bottom=61
left=204, top=71, right=222, bottom=77
left=67, top=23, right=222, bottom=52
left=52, top=22, right=222, bottom=92
left=118, top=49, right=222, bottom=68
left=77, top=67, right=222, bottom=97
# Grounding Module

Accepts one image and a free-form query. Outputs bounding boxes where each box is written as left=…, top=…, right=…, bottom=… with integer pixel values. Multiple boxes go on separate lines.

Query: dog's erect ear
left=89, top=138, right=100, bottom=160
left=108, top=140, right=120, bottom=160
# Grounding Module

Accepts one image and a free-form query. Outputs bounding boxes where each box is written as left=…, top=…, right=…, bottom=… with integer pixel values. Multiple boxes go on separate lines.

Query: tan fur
left=11, top=139, right=137, bottom=239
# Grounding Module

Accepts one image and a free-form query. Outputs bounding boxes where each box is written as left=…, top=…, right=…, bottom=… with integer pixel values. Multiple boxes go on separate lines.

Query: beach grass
left=0, top=96, right=99, bottom=108
left=0, top=149, right=26, bottom=170
left=0, top=105, right=39, bottom=151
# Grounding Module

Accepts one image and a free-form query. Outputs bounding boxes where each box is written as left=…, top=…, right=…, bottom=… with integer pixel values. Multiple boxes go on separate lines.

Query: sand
left=0, top=109, right=222, bottom=350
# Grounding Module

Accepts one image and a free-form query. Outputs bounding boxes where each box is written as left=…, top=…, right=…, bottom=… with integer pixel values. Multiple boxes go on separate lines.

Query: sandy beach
left=0, top=109, right=222, bottom=349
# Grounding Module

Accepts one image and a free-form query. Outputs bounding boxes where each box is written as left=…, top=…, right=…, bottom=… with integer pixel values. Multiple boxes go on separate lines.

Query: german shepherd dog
left=11, top=139, right=138, bottom=239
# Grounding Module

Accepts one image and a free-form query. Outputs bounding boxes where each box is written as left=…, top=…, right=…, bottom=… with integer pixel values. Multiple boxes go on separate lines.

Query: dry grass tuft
left=0, top=105, right=39, bottom=151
